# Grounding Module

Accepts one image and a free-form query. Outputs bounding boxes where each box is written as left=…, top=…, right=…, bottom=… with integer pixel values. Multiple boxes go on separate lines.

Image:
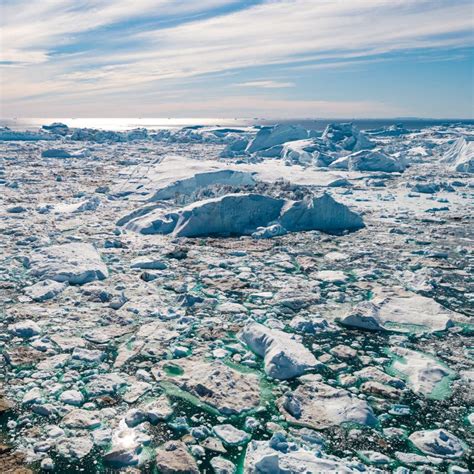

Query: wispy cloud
left=234, top=80, right=295, bottom=88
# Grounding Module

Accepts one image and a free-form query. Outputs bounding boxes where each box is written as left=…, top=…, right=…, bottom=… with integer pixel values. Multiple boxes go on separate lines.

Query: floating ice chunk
left=213, top=424, right=250, bottom=446
left=340, top=289, right=455, bottom=333
left=251, top=224, right=287, bottom=239
left=59, top=390, right=84, bottom=406
left=155, top=441, right=199, bottom=474
left=140, top=395, right=173, bottom=422
left=24, top=279, right=67, bottom=301
left=130, top=257, right=167, bottom=270
left=387, top=347, right=455, bottom=399
left=152, top=358, right=261, bottom=415
left=210, top=456, right=236, bottom=474
left=149, top=170, right=256, bottom=201
left=330, top=150, right=406, bottom=172
left=61, top=409, right=101, bottom=429
left=278, top=377, right=377, bottom=428
left=42, top=122, right=69, bottom=134
left=244, top=439, right=359, bottom=473
left=72, top=347, right=105, bottom=363
left=315, top=270, right=347, bottom=283
left=22, top=387, right=43, bottom=405
left=9, top=320, right=41, bottom=339
left=246, top=124, right=308, bottom=153
left=240, top=323, right=319, bottom=379
left=56, top=436, right=93, bottom=460
left=41, top=148, right=72, bottom=158
left=30, top=243, right=108, bottom=285
left=441, top=137, right=474, bottom=173
left=409, top=429, right=465, bottom=458
left=411, top=182, right=441, bottom=194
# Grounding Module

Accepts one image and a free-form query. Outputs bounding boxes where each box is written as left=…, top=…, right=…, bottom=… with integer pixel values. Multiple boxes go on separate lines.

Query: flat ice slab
left=340, top=288, right=455, bottom=333
left=30, top=243, right=108, bottom=285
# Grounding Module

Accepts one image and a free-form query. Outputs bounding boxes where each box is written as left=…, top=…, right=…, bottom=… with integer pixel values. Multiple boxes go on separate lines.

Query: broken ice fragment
left=409, top=429, right=465, bottom=458
left=386, top=347, right=456, bottom=400
left=30, top=243, right=108, bottom=285
left=240, top=323, right=319, bottom=380
left=278, top=377, right=377, bottom=429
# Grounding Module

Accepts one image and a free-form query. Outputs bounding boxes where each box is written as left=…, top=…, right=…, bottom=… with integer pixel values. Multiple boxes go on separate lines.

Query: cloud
left=234, top=80, right=295, bottom=88
left=1, top=0, right=473, bottom=116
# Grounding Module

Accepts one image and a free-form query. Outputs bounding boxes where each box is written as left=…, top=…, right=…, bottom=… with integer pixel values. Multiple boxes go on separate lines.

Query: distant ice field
left=1, top=117, right=473, bottom=132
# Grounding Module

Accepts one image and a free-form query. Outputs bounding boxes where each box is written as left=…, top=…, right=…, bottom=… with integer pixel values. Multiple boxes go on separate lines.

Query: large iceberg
left=330, top=150, right=406, bottom=172
left=126, top=194, right=284, bottom=237
left=279, top=193, right=364, bottom=233
left=281, top=139, right=346, bottom=167
left=123, top=193, right=364, bottom=237
left=246, top=124, right=308, bottom=153
left=441, top=137, right=474, bottom=173
left=322, top=122, right=374, bottom=152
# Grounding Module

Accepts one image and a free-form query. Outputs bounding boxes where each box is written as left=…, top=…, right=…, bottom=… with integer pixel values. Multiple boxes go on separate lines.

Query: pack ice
left=1, top=119, right=472, bottom=473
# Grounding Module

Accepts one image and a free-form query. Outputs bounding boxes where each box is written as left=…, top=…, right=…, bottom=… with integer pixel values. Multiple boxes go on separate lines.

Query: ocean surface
left=1, top=117, right=473, bottom=132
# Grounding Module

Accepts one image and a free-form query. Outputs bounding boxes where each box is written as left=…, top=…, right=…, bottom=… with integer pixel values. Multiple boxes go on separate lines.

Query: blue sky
left=1, top=0, right=473, bottom=118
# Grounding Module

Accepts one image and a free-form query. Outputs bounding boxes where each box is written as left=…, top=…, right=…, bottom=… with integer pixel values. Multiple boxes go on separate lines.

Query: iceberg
left=441, top=137, right=474, bottom=173
left=279, top=193, right=364, bottom=233
left=330, top=150, right=406, bottom=172
left=124, top=193, right=364, bottom=237
left=322, top=122, right=374, bottom=152
left=244, top=439, right=359, bottom=473
left=246, top=124, right=308, bottom=153
left=42, top=122, right=69, bottom=135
